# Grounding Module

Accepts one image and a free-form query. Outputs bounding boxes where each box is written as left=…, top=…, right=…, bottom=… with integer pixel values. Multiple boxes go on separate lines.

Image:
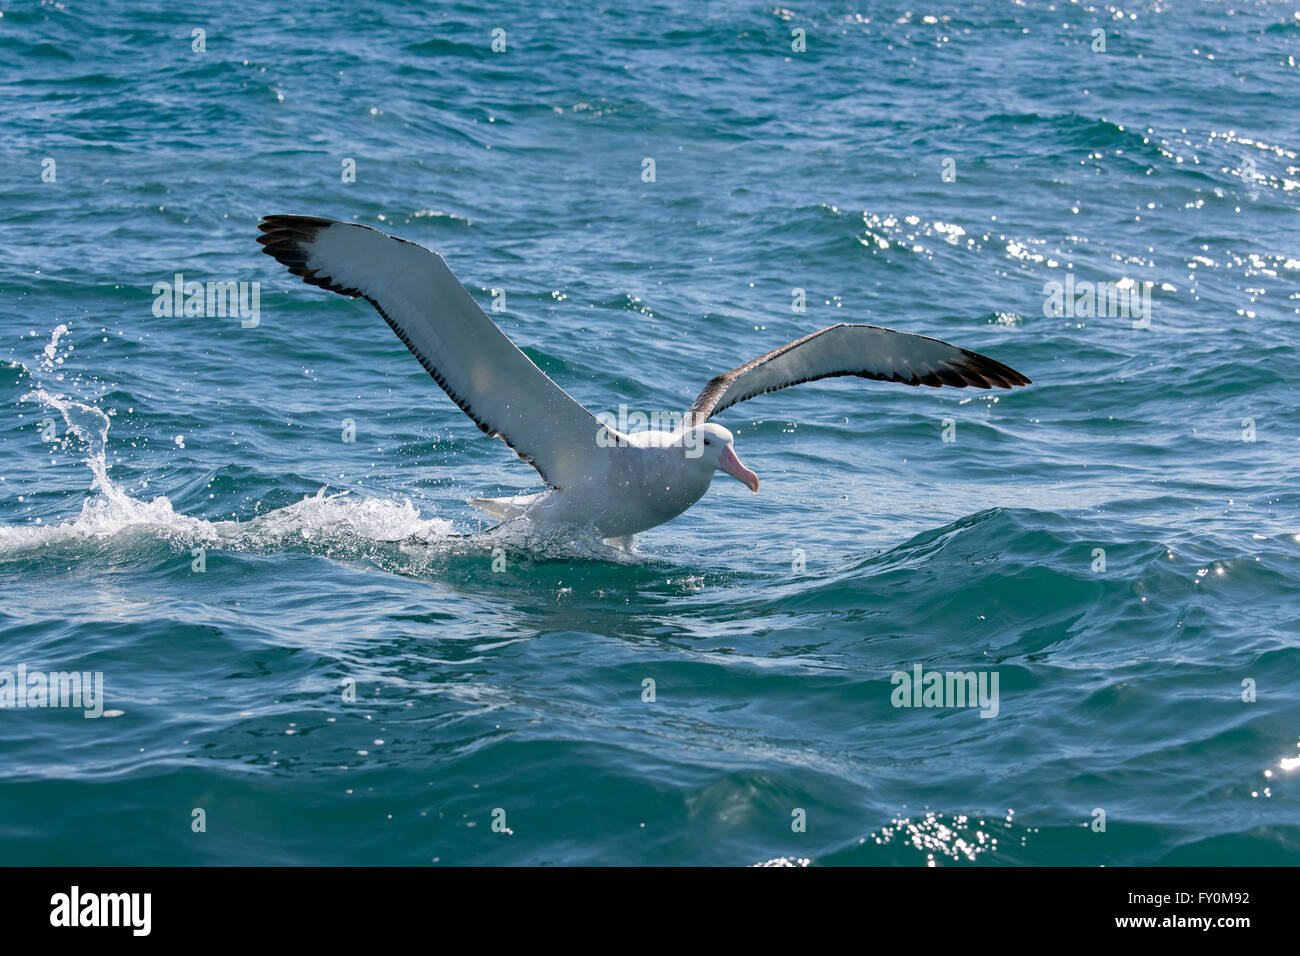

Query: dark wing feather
left=258, top=215, right=610, bottom=489
left=688, top=323, right=1030, bottom=422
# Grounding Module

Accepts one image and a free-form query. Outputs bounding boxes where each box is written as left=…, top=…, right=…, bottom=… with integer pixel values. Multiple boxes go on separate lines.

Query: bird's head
left=682, top=423, right=759, bottom=493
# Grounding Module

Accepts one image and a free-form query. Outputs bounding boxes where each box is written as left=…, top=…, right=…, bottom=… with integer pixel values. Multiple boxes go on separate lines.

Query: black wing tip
left=256, top=215, right=364, bottom=299
left=952, top=351, right=1032, bottom=389
left=258, top=214, right=338, bottom=233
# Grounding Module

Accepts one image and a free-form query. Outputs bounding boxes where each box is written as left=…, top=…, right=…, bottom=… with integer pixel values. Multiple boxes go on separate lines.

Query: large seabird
left=257, top=215, right=1030, bottom=544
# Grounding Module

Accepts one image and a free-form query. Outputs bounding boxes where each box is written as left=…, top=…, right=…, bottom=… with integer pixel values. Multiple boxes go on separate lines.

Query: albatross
left=257, top=216, right=1030, bottom=544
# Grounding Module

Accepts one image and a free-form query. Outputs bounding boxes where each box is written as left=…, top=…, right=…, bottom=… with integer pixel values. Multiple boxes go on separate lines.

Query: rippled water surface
left=1, top=0, right=1298, bottom=865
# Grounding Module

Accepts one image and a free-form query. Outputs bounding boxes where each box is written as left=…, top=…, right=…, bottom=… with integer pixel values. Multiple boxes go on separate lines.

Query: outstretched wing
left=257, top=215, right=608, bottom=490
left=688, top=323, right=1030, bottom=422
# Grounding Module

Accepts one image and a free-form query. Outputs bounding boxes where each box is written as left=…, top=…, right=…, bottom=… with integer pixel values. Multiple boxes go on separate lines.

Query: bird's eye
left=703, top=438, right=712, bottom=445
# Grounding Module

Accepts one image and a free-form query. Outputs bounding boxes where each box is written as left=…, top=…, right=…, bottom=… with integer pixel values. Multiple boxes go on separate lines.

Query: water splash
left=3, top=326, right=632, bottom=569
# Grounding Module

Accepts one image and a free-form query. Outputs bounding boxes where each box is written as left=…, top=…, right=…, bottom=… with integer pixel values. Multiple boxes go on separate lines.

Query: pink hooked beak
left=717, top=444, right=759, bottom=493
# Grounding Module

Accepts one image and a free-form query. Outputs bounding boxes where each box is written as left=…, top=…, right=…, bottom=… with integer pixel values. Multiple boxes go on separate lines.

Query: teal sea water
left=1, top=0, right=1298, bottom=866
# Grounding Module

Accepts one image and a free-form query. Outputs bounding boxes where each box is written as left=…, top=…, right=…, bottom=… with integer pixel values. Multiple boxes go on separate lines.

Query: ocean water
left=1, top=0, right=1298, bottom=866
